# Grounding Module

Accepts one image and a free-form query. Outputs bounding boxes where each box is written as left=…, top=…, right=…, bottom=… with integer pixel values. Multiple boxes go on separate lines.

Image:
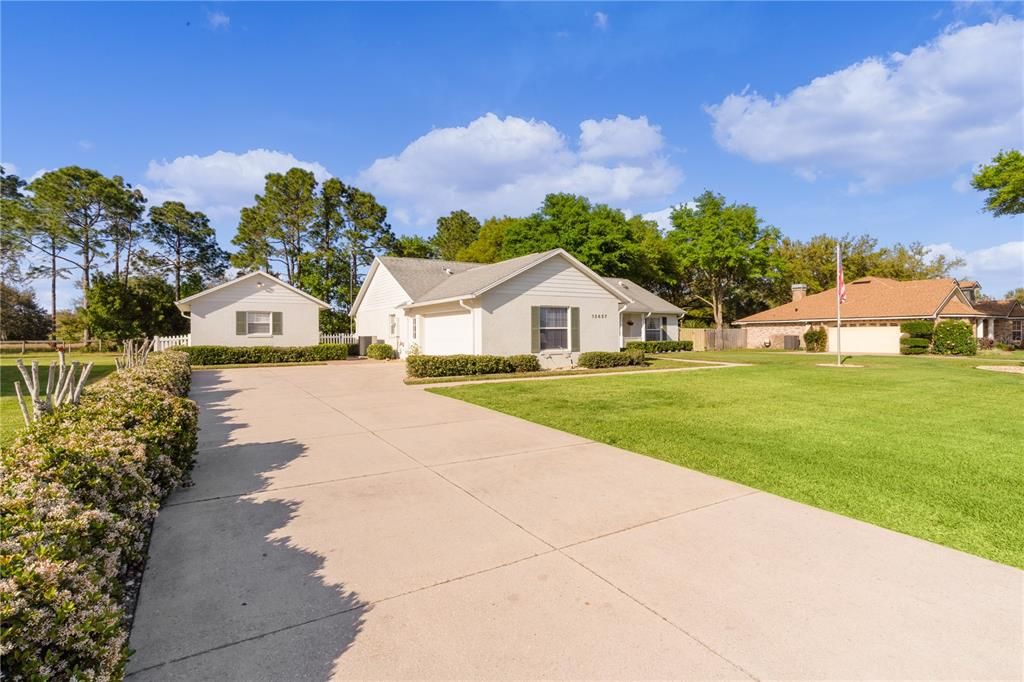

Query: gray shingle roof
left=602, top=278, right=685, bottom=314
left=375, top=249, right=679, bottom=313
left=376, top=256, right=479, bottom=300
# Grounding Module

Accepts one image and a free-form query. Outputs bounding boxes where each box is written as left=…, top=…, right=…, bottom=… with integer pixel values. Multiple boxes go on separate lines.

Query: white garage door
left=827, top=326, right=900, bottom=354
left=422, top=312, right=473, bottom=355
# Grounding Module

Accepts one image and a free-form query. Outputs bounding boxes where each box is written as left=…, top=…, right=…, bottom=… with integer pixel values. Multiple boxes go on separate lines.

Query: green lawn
left=432, top=351, right=1024, bottom=568
left=1, top=352, right=120, bottom=445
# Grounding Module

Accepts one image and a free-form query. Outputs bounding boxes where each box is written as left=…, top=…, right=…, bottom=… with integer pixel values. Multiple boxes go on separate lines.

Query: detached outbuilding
left=175, top=271, right=330, bottom=346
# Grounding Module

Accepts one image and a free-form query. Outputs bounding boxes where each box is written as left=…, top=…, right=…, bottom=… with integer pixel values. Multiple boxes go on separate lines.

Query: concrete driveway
left=128, top=361, right=1022, bottom=680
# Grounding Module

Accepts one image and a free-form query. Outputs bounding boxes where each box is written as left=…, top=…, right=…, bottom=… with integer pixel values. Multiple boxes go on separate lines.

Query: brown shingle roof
left=736, top=277, right=975, bottom=324
left=973, top=299, right=1024, bottom=318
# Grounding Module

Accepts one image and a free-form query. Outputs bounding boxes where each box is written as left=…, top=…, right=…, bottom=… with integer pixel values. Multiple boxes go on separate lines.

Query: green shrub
left=900, top=337, right=930, bottom=355
left=347, top=343, right=361, bottom=357
left=625, top=340, right=693, bottom=352
left=578, top=350, right=646, bottom=369
left=900, top=320, right=934, bottom=340
left=366, top=343, right=395, bottom=360
left=804, top=327, right=828, bottom=352
left=182, top=344, right=348, bottom=365
left=508, top=354, right=542, bottom=373
left=406, top=354, right=517, bottom=378
left=0, top=350, right=197, bottom=681
left=932, top=320, right=977, bottom=355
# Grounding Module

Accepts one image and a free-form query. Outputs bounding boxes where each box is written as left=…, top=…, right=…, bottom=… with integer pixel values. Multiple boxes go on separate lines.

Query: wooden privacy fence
left=678, top=328, right=748, bottom=351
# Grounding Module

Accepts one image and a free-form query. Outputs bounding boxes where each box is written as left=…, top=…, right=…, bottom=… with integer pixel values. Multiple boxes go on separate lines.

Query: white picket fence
left=153, top=334, right=191, bottom=351
left=320, top=333, right=359, bottom=345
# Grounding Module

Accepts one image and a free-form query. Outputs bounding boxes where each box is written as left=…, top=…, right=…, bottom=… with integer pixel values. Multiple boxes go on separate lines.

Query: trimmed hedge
left=932, top=320, right=977, bottom=356
left=804, top=327, right=828, bottom=352
left=900, top=320, right=934, bottom=340
left=625, top=340, right=693, bottom=352
left=406, top=353, right=541, bottom=378
left=900, top=337, right=930, bottom=355
left=0, top=350, right=198, bottom=681
left=366, top=343, right=395, bottom=360
left=578, top=349, right=646, bottom=369
left=182, top=344, right=348, bottom=365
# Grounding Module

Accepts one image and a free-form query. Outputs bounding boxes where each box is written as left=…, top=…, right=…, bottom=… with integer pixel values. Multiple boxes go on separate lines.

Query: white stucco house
left=175, top=271, right=330, bottom=346
left=351, top=248, right=684, bottom=367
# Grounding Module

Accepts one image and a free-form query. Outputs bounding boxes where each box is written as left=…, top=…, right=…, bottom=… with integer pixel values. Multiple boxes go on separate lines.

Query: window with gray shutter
left=236, top=311, right=246, bottom=335
left=531, top=307, right=540, bottom=353
left=570, top=307, right=580, bottom=352
left=272, top=311, right=283, bottom=335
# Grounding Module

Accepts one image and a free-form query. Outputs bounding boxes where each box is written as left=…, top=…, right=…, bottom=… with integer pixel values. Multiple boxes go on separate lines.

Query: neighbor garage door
left=827, top=326, right=900, bottom=354
left=422, top=312, right=474, bottom=355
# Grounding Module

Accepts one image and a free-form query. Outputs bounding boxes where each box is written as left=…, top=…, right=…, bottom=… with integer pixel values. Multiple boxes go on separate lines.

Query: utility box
left=358, top=336, right=374, bottom=356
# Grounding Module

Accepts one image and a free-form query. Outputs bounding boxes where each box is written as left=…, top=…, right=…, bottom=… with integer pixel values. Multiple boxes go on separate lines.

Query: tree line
left=1, top=165, right=228, bottom=341
left=1, top=149, right=1018, bottom=341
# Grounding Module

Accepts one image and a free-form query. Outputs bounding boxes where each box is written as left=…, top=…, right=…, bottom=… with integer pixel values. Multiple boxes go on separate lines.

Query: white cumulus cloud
left=925, top=240, right=1024, bottom=291
left=579, top=115, right=665, bottom=161
left=140, top=149, right=330, bottom=222
left=357, top=113, right=682, bottom=226
left=593, top=11, right=609, bottom=30
left=1, top=161, right=17, bottom=175
left=708, top=18, right=1024, bottom=191
left=206, top=9, right=230, bottom=30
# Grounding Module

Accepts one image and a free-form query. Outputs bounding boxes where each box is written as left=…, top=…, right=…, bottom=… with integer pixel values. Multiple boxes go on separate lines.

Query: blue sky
left=2, top=1, right=1022, bottom=306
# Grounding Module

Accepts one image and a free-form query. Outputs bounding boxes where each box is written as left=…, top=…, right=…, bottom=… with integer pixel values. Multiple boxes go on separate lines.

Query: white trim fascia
left=175, top=270, right=330, bottom=312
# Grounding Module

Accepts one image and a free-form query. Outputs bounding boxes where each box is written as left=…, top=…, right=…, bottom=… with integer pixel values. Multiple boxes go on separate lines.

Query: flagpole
left=836, top=244, right=842, bottom=366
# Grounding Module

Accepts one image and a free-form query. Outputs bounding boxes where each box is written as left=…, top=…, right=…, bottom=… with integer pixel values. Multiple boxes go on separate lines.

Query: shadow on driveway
left=127, top=371, right=369, bottom=680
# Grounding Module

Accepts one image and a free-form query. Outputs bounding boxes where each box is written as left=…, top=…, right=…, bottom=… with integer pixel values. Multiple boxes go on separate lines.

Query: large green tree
left=82, top=272, right=185, bottom=340
left=1006, top=287, right=1024, bottom=304
left=768, top=234, right=965, bottom=306
left=0, top=285, right=51, bottom=340
left=147, top=201, right=228, bottom=299
left=432, top=210, right=481, bottom=260
left=667, top=191, right=783, bottom=337
left=106, top=180, right=147, bottom=283
left=27, top=167, right=132, bottom=336
left=0, top=166, right=31, bottom=287
left=972, top=149, right=1024, bottom=216
left=457, top=216, right=517, bottom=263
left=231, top=168, right=318, bottom=282
left=388, top=235, right=437, bottom=259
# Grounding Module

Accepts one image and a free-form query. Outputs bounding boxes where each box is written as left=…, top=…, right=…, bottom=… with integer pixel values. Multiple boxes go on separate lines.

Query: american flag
left=837, top=246, right=847, bottom=304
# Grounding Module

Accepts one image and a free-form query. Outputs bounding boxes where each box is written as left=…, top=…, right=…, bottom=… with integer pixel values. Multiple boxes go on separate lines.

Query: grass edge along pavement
left=1, top=352, right=120, bottom=445
left=432, top=351, right=1024, bottom=568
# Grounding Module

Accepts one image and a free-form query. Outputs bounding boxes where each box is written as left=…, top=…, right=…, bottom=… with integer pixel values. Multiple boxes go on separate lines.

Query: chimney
left=791, top=283, right=807, bottom=303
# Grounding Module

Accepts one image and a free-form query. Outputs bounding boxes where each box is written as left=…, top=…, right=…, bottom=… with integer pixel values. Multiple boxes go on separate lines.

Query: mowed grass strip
left=432, top=352, right=1024, bottom=568
left=0, top=352, right=120, bottom=444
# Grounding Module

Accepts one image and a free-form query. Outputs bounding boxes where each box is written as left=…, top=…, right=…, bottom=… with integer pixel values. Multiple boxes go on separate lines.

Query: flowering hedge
left=0, top=350, right=198, bottom=681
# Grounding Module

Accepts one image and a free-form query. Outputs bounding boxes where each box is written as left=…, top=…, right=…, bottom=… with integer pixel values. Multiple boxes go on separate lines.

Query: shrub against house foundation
left=625, top=340, right=693, bottom=352
left=900, top=337, right=930, bottom=355
left=0, top=350, right=198, bottom=681
left=577, top=349, right=646, bottom=369
left=183, top=343, right=348, bottom=365
left=366, top=343, right=395, bottom=360
left=406, top=353, right=541, bottom=378
left=932, top=320, right=977, bottom=356
left=803, top=327, right=828, bottom=352
left=900, top=320, right=935, bottom=355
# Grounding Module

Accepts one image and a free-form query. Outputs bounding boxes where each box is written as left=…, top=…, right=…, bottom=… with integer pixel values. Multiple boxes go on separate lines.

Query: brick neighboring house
left=734, top=277, right=1009, bottom=354
left=971, top=298, right=1024, bottom=346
